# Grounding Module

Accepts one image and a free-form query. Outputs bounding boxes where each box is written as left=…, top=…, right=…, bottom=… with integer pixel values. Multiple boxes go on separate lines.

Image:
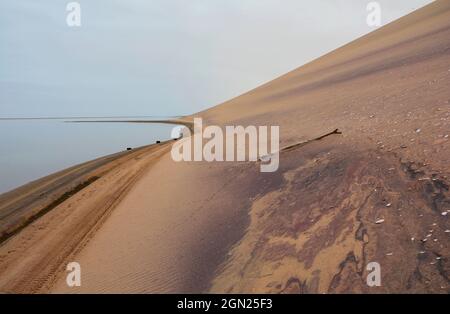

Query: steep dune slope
left=201, top=0, right=450, bottom=293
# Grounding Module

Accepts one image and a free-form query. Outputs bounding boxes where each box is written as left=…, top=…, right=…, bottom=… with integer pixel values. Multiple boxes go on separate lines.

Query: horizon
left=0, top=0, right=432, bottom=119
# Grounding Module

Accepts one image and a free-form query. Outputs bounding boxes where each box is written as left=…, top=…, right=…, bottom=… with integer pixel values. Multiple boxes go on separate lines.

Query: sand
left=0, top=0, right=450, bottom=293
left=0, top=143, right=171, bottom=292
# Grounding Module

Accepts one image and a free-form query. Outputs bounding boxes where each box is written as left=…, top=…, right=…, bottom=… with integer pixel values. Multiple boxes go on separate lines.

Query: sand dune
left=1, top=0, right=449, bottom=293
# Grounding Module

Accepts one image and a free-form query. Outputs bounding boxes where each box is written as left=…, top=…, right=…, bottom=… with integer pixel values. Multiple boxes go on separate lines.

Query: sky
left=0, top=0, right=434, bottom=118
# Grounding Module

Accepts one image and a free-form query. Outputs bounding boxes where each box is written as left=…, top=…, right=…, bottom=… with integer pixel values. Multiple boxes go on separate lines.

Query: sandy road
left=0, top=149, right=134, bottom=243
left=0, top=142, right=171, bottom=293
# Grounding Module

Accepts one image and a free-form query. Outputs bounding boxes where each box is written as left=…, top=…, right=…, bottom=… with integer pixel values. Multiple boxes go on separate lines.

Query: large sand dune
left=1, top=0, right=450, bottom=293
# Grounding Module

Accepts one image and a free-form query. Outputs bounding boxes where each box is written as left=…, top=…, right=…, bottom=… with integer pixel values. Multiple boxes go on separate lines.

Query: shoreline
left=67, top=118, right=195, bottom=133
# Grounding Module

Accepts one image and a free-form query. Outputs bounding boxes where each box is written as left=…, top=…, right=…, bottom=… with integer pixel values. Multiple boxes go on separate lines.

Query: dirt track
left=0, top=149, right=132, bottom=243
left=0, top=143, right=171, bottom=293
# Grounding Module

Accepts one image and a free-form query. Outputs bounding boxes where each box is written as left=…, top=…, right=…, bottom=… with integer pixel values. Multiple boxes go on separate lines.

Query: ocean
left=0, top=119, right=176, bottom=194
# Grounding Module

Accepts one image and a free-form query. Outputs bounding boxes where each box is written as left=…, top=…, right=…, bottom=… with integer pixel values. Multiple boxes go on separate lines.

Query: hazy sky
left=0, top=0, right=433, bottom=117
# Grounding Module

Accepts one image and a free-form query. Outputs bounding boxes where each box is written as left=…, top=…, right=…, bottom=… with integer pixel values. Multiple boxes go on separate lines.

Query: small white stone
left=386, top=252, right=393, bottom=256
left=442, top=212, right=448, bottom=216
left=386, top=203, right=392, bottom=207
left=416, top=128, right=421, bottom=133
left=375, top=219, right=385, bottom=224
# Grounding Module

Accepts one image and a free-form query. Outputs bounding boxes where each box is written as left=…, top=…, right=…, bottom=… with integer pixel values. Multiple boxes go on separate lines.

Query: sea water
left=0, top=119, right=175, bottom=194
